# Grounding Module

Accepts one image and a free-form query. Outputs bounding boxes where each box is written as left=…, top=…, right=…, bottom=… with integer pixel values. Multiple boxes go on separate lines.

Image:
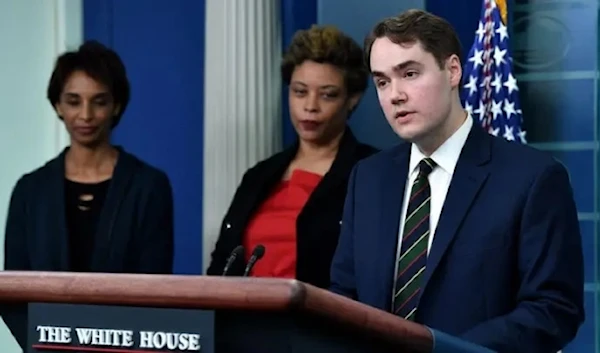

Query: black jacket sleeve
left=2, top=176, right=31, bottom=349
left=206, top=171, right=252, bottom=276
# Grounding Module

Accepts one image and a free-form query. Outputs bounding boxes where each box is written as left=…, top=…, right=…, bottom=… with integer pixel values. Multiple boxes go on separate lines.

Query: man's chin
left=394, top=127, right=424, bottom=143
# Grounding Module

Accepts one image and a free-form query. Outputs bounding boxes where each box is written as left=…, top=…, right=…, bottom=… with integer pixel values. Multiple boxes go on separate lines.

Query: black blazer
left=2, top=146, right=174, bottom=348
left=206, top=128, right=377, bottom=288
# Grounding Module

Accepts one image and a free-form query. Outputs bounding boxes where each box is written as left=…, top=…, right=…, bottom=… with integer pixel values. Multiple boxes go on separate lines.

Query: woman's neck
left=296, top=130, right=344, bottom=161
left=286, top=130, right=344, bottom=178
left=65, top=143, right=118, bottom=183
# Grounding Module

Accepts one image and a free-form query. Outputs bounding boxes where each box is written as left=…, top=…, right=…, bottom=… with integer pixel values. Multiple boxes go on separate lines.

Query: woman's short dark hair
left=281, top=25, right=368, bottom=96
left=47, top=40, right=130, bottom=128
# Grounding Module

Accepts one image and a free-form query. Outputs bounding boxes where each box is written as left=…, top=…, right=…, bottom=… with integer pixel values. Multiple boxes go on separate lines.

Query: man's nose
left=390, top=81, right=408, bottom=105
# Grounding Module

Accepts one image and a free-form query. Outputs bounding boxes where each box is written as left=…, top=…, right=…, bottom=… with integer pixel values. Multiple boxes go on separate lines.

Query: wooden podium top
left=0, top=271, right=433, bottom=352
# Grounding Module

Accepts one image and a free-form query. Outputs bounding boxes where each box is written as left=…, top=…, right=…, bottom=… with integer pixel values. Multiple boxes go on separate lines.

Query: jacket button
left=339, top=220, right=342, bottom=225
left=226, top=223, right=232, bottom=229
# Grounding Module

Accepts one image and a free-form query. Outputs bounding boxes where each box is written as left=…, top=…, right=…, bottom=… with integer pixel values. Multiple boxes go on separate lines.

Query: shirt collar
left=409, top=113, right=473, bottom=175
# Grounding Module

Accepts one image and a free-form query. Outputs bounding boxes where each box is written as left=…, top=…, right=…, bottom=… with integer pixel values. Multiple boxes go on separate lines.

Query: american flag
left=462, top=0, right=527, bottom=143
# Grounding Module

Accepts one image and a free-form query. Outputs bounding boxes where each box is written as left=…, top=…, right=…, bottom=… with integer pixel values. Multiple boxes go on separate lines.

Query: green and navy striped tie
left=393, top=157, right=436, bottom=320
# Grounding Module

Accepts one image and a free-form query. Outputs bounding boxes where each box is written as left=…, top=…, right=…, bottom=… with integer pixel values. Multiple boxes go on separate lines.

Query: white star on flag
left=462, top=0, right=527, bottom=144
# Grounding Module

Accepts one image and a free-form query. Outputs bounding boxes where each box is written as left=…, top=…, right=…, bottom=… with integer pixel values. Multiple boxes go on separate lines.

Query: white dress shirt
left=392, top=115, right=473, bottom=300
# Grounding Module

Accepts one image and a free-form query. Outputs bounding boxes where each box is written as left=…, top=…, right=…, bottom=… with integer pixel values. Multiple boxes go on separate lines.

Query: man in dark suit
left=329, top=9, right=584, bottom=353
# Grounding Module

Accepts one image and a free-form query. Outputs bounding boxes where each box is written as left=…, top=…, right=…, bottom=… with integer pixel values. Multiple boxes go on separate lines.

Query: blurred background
left=0, top=0, right=597, bottom=351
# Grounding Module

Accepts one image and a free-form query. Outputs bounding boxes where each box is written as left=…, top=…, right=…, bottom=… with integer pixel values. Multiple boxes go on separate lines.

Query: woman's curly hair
left=281, top=25, right=368, bottom=96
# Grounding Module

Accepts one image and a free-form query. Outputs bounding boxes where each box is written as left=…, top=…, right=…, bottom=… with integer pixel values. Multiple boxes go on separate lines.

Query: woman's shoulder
left=339, top=128, right=379, bottom=160
left=7, top=156, right=62, bottom=206
left=119, top=150, right=171, bottom=188
left=14, top=153, right=63, bottom=188
left=241, top=147, right=296, bottom=180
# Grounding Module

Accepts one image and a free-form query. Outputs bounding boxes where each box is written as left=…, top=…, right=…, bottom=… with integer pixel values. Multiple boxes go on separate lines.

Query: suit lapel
left=420, top=126, right=491, bottom=293
left=375, top=144, right=410, bottom=310
left=90, top=147, right=135, bottom=270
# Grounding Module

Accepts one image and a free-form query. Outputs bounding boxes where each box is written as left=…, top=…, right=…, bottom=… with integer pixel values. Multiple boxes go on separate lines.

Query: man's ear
left=446, top=54, right=462, bottom=89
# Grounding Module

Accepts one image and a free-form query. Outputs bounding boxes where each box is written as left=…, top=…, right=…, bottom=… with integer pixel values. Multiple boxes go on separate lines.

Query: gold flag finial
left=495, top=0, right=508, bottom=24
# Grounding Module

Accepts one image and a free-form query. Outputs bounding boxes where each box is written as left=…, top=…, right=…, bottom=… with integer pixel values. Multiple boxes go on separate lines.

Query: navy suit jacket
left=2, top=146, right=174, bottom=348
left=330, top=124, right=584, bottom=353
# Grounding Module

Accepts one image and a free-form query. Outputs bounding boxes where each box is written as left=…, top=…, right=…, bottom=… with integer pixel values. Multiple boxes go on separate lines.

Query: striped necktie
left=393, top=157, right=436, bottom=320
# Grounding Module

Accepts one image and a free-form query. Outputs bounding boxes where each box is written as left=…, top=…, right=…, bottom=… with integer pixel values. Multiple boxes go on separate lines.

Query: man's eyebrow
left=392, top=60, right=421, bottom=72
left=371, top=60, right=422, bottom=78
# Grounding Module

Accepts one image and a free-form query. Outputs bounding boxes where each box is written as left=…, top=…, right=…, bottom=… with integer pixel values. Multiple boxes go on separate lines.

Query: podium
left=0, top=271, right=494, bottom=353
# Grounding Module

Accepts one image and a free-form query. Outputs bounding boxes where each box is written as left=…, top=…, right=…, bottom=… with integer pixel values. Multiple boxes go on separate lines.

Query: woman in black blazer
left=2, top=41, right=174, bottom=348
left=206, top=25, right=378, bottom=288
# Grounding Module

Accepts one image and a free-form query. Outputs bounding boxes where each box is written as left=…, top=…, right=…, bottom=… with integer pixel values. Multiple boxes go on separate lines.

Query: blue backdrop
left=84, top=0, right=206, bottom=274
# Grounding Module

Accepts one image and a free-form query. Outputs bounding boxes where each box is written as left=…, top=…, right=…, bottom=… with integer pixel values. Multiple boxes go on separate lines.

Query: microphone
left=243, top=245, right=266, bottom=277
left=222, top=245, right=244, bottom=276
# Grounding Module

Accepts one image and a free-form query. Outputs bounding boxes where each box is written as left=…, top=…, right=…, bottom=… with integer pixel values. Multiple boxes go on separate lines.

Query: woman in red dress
left=206, top=25, right=377, bottom=288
